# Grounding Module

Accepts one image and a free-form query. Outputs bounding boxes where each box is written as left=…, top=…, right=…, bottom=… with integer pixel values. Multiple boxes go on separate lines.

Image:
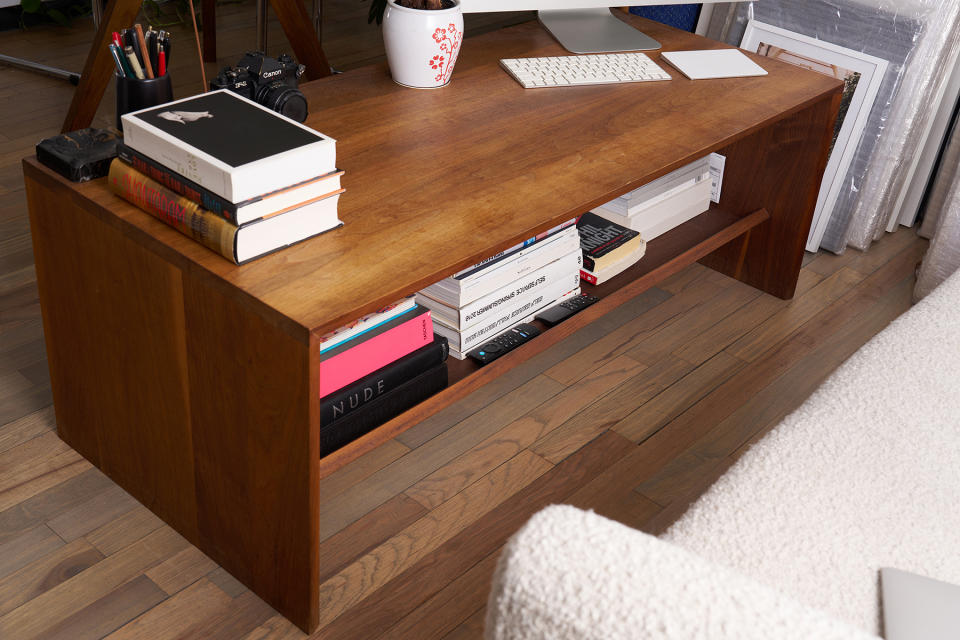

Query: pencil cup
left=115, top=73, right=173, bottom=129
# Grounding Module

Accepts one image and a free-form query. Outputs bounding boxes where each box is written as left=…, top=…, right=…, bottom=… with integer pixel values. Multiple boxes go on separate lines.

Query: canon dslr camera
left=210, top=52, right=308, bottom=122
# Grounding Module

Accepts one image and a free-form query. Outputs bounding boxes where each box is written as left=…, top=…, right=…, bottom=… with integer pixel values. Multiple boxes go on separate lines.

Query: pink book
left=318, top=309, right=433, bottom=397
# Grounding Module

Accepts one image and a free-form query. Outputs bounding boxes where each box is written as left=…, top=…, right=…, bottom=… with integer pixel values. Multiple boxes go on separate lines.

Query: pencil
left=124, top=45, right=145, bottom=79
left=134, top=23, right=155, bottom=79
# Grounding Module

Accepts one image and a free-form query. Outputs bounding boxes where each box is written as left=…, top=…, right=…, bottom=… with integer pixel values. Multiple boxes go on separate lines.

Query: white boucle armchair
left=486, top=269, right=960, bottom=640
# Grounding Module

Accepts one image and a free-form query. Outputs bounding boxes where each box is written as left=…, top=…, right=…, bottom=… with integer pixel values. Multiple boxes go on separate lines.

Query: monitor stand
left=538, top=8, right=661, bottom=54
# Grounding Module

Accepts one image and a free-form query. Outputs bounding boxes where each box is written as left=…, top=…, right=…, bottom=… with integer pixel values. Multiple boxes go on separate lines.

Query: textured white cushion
left=486, top=505, right=875, bottom=640
left=665, top=268, right=960, bottom=633
left=487, top=269, right=960, bottom=639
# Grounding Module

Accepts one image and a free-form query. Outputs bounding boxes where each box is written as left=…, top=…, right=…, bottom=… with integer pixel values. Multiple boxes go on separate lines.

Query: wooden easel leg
left=61, top=0, right=144, bottom=133
left=268, top=0, right=331, bottom=80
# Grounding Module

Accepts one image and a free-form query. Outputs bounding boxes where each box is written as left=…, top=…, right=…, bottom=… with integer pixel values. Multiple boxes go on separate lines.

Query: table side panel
left=25, top=171, right=200, bottom=541
left=25, top=169, right=320, bottom=632
left=702, top=90, right=843, bottom=298
left=183, top=275, right=318, bottom=631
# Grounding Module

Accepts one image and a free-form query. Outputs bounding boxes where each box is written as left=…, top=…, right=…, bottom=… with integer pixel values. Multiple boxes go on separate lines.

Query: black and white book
left=444, top=288, right=581, bottom=359
left=417, top=249, right=582, bottom=331
left=434, top=277, right=581, bottom=356
left=419, top=226, right=580, bottom=308
left=320, top=362, right=449, bottom=454
left=121, top=90, right=336, bottom=204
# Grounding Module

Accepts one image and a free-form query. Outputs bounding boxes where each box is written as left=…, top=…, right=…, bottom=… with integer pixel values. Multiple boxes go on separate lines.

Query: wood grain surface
left=5, top=4, right=909, bottom=638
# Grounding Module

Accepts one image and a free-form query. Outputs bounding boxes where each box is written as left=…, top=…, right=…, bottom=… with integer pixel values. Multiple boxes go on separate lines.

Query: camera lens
left=259, top=84, right=308, bottom=122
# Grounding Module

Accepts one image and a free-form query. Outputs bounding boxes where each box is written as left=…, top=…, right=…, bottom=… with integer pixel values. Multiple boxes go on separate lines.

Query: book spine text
left=107, top=160, right=238, bottom=263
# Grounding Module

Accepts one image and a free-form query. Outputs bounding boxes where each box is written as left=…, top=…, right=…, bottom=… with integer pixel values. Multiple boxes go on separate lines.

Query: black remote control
left=468, top=323, right=541, bottom=365
left=534, top=294, right=600, bottom=326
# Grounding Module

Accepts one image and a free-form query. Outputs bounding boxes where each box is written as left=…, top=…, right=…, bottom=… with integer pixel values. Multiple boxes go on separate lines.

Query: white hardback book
left=419, top=249, right=582, bottom=331
left=444, top=288, right=581, bottom=359
left=594, top=178, right=712, bottom=241
left=605, top=156, right=710, bottom=214
left=420, top=228, right=580, bottom=307
left=580, top=241, right=646, bottom=286
left=234, top=193, right=342, bottom=263
left=121, top=90, right=336, bottom=204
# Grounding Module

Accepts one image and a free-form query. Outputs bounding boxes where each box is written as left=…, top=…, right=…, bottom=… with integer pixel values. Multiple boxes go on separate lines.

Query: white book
left=450, top=219, right=577, bottom=281
left=607, top=156, right=710, bottom=213
left=579, top=241, right=646, bottom=286
left=418, top=249, right=582, bottom=331
left=420, top=228, right=580, bottom=307
left=594, top=178, right=712, bottom=241
left=121, top=90, right=336, bottom=204
left=433, top=273, right=580, bottom=354
left=444, top=288, right=581, bottom=359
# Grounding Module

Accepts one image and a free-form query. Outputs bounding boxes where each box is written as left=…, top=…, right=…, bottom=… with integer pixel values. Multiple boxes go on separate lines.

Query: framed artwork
left=741, top=20, right=889, bottom=252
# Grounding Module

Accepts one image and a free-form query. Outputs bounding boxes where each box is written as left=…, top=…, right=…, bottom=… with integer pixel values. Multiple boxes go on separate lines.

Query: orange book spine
left=107, top=159, right=239, bottom=263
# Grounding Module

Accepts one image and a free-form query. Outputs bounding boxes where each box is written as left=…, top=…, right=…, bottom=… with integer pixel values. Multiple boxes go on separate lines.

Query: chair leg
left=268, top=0, right=331, bottom=79
left=202, top=0, right=217, bottom=62
left=257, top=0, right=269, bottom=53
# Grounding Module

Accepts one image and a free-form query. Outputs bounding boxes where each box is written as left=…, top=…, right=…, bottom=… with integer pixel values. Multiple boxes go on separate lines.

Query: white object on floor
left=881, top=568, right=960, bottom=640
left=499, top=53, right=671, bottom=88
left=487, top=267, right=960, bottom=639
left=660, top=49, right=768, bottom=79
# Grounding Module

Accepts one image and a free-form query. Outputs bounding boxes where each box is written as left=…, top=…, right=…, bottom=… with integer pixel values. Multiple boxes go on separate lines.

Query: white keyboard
left=500, top=52, right=672, bottom=89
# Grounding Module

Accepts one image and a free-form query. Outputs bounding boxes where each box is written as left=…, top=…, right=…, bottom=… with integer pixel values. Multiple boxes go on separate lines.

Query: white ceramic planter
left=382, top=0, right=464, bottom=89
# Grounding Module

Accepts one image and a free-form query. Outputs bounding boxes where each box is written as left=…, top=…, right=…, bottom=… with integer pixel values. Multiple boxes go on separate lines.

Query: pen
left=108, top=43, right=127, bottom=77
left=158, top=50, right=166, bottom=76
left=111, top=31, right=122, bottom=48
left=124, top=45, right=145, bottom=79
left=146, top=29, right=158, bottom=73
left=134, top=24, right=154, bottom=79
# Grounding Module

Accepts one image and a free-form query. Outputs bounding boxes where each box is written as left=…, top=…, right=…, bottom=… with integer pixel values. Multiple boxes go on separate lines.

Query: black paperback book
left=320, top=335, right=449, bottom=424
left=320, top=362, right=449, bottom=454
left=577, top=211, right=642, bottom=272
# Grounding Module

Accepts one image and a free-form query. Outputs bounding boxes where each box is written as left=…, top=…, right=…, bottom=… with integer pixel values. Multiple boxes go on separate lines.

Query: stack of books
left=593, top=156, right=713, bottom=240
left=576, top=212, right=647, bottom=285
left=417, top=222, right=583, bottom=359
left=317, top=297, right=448, bottom=453
left=108, top=90, right=343, bottom=264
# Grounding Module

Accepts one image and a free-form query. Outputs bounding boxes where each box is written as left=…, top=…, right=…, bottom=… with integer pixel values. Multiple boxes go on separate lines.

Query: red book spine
left=579, top=269, right=599, bottom=285
left=318, top=310, right=433, bottom=397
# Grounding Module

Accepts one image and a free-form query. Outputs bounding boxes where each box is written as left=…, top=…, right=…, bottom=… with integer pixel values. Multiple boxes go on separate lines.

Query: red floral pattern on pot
left=429, top=23, right=463, bottom=84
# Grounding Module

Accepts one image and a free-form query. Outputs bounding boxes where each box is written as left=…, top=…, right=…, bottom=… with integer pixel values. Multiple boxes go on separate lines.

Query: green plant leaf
left=367, top=0, right=387, bottom=24
left=47, top=7, right=70, bottom=25
left=21, top=0, right=42, bottom=14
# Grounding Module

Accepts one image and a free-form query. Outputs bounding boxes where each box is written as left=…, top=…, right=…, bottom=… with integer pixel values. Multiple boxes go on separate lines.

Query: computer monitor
left=459, top=0, right=743, bottom=54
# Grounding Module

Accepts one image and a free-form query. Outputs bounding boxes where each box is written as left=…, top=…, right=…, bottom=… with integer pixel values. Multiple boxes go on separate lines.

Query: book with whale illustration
left=120, top=89, right=336, bottom=203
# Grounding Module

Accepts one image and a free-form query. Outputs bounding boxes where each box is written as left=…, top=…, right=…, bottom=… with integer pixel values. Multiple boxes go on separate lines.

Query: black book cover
left=116, top=143, right=239, bottom=221
left=320, top=363, right=449, bottom=454
left=128, top=91, right=325, bottom=168
left=321, top=336, right=449, bottom=424
left=577, top=212, right=640, bottom=271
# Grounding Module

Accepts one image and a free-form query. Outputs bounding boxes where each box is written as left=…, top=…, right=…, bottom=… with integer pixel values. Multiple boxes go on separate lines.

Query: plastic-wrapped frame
left=706, top=1, right=960, bottom=254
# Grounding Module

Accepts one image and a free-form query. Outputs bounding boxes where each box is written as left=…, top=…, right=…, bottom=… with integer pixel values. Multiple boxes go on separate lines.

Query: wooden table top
left=25, top=16, right=840, bottom=340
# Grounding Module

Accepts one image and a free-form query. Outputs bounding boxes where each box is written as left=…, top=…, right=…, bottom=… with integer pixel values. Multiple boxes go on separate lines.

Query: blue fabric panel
left=629, top=4, right=701, bottom=32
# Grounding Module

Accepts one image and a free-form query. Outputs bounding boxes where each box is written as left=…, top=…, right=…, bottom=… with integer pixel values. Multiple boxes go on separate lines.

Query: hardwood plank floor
left=0, top=4, right=928, bottom=638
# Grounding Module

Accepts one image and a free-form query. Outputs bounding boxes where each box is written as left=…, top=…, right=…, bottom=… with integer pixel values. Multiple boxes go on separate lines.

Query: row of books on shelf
left=303, top=153, right=722, bottom=452
left=108, top=90, right=342, bottom=265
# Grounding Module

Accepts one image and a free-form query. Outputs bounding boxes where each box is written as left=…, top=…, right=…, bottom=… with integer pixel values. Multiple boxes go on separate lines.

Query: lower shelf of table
left=317, top=204, right=770, bottom=476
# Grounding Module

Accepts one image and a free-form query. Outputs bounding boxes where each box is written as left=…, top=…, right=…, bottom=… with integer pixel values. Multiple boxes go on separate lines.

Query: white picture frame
left=741, top=20, right=889, bottom=253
